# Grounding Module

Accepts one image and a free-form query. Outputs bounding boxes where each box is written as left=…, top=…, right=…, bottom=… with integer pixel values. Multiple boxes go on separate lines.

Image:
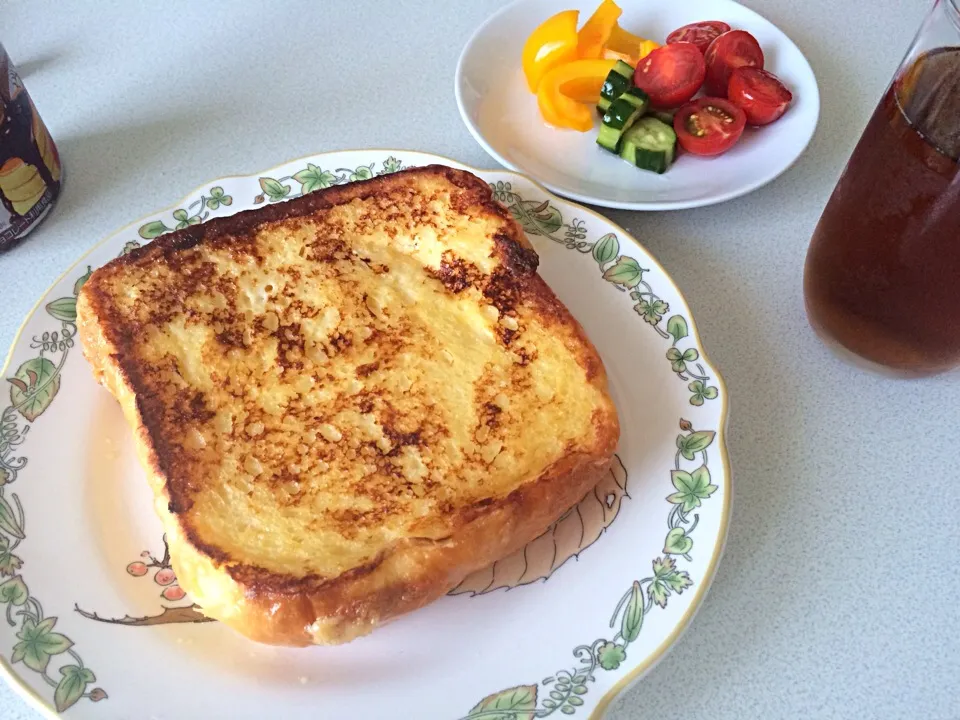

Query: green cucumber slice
left=597, top=90, right=650, bottom=153
left=597, top=60, right=635, bottom=113
left=619, top=117, right=677, bottom=174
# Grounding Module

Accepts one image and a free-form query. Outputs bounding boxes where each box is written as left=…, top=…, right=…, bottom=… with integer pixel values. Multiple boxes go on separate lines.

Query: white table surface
left=1, top=1, right=957, bottom=718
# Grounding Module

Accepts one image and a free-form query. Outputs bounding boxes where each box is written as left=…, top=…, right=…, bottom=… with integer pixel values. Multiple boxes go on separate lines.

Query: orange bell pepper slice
left=602, top=23, right=661, bottom=65
left=537, top=59, right=616, bottom=131
left=577, top=0, right=623, bottom=59
left=522, top=10, right=580, bottom=92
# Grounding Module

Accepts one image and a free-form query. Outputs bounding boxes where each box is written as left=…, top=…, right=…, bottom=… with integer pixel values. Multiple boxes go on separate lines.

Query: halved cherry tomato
left=728, top=67, right=793, bottom=125
left=577, top=0, right=623, bottom=59
left=522, top=10, right=580, bottom=92
left=673, top=97, right=746, bottom=156
left=633, top=42, right=706, bottom=109
left=666, top=21, right=731, bottom=55
left=704, top=30, right=764, bottom=96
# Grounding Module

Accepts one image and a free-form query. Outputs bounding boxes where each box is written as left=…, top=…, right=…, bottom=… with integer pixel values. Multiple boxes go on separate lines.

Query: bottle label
left=0, top=43, right=62, bottom=252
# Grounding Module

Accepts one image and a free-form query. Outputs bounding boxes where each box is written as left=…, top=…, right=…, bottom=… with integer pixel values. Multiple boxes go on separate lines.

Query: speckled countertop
left=0, top=0, right=957, bottom=718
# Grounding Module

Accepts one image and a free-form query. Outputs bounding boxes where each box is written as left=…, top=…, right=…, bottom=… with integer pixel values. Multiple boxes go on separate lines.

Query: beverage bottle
left=0, top=42, right=62, bottom=253
left=803, top=0, right=960, bottom=376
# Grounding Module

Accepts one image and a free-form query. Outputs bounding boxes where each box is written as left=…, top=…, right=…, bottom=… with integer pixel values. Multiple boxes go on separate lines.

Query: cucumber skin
left=619, top=118, right=677, bottom=174
left=596, top=62, right=635, bottom=114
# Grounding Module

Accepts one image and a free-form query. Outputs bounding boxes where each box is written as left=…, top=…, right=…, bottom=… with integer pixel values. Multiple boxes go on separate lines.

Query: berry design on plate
left=161, top=586, right=186, bottom=602
left=153, top=568, right=176, bottom=587
left=75, top=535, right=213, bottom=628
left=120, top=537, right=181, bottom=595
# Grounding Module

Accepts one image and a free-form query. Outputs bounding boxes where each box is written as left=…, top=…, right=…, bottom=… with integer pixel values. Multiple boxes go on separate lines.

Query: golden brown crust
left=78, top=165, right=619, bottom=646
left=219, top=450, right=614, bottom=646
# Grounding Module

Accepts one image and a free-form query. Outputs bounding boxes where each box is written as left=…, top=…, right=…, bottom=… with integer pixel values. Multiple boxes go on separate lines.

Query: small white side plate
left=455, top=0, right=820, bottom=210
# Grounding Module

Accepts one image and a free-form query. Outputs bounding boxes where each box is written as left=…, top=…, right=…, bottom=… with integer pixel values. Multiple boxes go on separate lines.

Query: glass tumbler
left=803, top=0, right=960, bottom=377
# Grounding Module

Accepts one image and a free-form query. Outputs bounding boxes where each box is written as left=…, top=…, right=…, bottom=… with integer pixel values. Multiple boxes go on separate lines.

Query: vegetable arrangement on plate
left=521, top=1, right=795, bottom=174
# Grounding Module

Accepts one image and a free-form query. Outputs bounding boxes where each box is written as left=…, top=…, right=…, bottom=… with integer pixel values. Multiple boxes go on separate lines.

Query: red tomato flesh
left=674, top=97, right=747, bottom=156
left=704, top=30, right=764, bottom=96
left=633, top=42, right=706, bottom=109
left=728, top=67, right=793, bottom=125
left=666, top=21, right=731, bottom=55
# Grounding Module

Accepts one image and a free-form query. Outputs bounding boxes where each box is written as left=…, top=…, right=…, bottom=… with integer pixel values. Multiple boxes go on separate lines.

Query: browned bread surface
left=77, top=165, right=620, bottom=646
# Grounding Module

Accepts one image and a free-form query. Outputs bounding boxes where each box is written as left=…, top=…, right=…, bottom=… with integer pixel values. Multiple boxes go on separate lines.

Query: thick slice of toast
left=77, top=165, right=619, bottom=646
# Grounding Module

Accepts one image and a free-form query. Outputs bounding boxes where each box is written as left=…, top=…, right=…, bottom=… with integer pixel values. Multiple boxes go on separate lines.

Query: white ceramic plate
left=0, top=150, right=730, bottom=719
left=455, top=0, right=820, bottom=210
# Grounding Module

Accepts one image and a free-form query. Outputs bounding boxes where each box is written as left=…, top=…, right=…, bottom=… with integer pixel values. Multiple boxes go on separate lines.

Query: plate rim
left=0, top=148, right=733, bottom=719
left=453, top=0, right=822, bottom=211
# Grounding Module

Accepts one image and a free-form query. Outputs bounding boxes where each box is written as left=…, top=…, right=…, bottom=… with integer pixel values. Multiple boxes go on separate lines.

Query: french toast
left=77, top=165, right=620, bottom=646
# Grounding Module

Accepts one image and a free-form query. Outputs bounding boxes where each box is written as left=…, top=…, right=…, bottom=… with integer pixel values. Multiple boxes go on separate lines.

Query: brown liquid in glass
left=804, top=47, right=960, bottom=376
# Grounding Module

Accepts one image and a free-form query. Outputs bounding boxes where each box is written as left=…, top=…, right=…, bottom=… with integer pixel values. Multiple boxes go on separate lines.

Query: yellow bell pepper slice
left=537, top=59, right=616, bottom=131
left=577, top=0, right=623, bottom=59
left=602, top=23, right=661, bottom=65
left=557, top=75, right=606, bottom=104
left=522, top=10, right=580, bottom=93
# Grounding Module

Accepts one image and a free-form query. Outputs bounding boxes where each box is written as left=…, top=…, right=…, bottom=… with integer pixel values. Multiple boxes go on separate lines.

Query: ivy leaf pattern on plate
left=596, top=641, right=626, bottom=671
left=0, top=575, right=28, bottom=605
left=494, top=185, right=720, bottom=405
left=54, top=665, right=96, bottom=713
left=7, top=357, right=61, bottom=422
left=348, top=164, right=375, bottom=182
left=0, top=157, right=722, bottom=717
left=205, top=186, right=232, bottom=210
left=0, top=535, right=23, bottom=576
left=467, top=685, right=538, bottom=720
left=677, top=431, right=716, bottom=462
left=666, top=315, right=689, bottom=343
left=603, top=256, right=645, bottom=287
left=171, top=208, right=202, bottom=230
left=292, top=164, right=339, bottom=195
left=635, top=298, right=669, bottom=326
left=648, top=556, right=693, bottom=609
left=666, top=347, right=699, bottom=373
left=591, top=233, right=619, bottom=266
left=12, top=617, right=73, bottom=673
left=689, top=379, right=719, bottom=406
left=668, top=465, right=718, bottom=513
left=137, top=184, right=232, bottom=239
left=44, top=297, right=77, bottom=324
left=258, top=178, right=291, bottom=202
left=663, top=527, right=694, bottom=556
left=0, top=493, right=25, bottom=540
left=461, top=423, right=717, bottom=718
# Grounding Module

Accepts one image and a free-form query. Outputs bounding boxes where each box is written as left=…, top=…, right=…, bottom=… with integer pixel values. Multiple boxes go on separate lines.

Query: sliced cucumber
left=650, top=110, right=676, bottom=126
left=618, top=86, right=650, bottom=111
left=596, top=88, right=651, bottom=153
left=619, top=117, right=677, bottom=174
left=597, top=60, right=635, bottom=113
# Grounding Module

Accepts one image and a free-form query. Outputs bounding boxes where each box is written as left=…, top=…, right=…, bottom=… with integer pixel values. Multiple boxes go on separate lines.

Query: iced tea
left=804, top=45, right=960, bottom=376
